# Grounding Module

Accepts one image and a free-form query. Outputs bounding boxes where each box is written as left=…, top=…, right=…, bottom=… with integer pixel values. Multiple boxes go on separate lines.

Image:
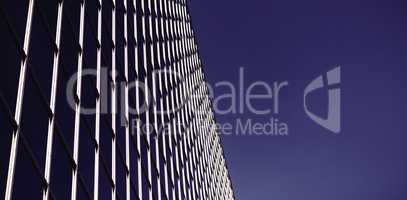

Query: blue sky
left=189, top=0, right=407, bottom=199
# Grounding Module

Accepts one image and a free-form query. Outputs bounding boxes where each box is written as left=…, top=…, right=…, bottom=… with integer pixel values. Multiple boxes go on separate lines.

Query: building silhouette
left=0, top=0, right=234, bottom=199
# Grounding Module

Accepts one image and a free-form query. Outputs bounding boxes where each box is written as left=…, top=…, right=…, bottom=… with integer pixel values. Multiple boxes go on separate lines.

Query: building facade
left=0, top=0, right=234, bottom=199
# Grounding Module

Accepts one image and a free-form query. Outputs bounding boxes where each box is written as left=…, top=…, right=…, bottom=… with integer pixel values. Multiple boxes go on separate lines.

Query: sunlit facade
left=0, top=0, right=234, bottom=199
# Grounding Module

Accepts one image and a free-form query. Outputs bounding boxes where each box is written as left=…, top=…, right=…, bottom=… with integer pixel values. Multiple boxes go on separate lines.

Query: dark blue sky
left=189, top=0, right=407, bottom=199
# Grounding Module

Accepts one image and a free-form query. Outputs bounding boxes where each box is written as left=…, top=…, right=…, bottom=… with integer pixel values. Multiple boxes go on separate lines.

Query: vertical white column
left=111, top=0, right=117, bottom=198
left=43, top=0, right=64, bottom=199
left=161, top=1, right=170, bottom=199
left=148, top=0, right=157, bottom=199
left=131, top=0, right=143, bottom=199
left=5, top=0, right=35, bottom=199
left=162, top=97, right=169, bottom=200
left=123, top=0, right=131, bottom=199
left=71, top=0, right=87, bottom=199
left=145, top=0, right=153, bottom=199
left=93, top=0, right=102, bottom=199
left=153, top=0, right=163, bottom=199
